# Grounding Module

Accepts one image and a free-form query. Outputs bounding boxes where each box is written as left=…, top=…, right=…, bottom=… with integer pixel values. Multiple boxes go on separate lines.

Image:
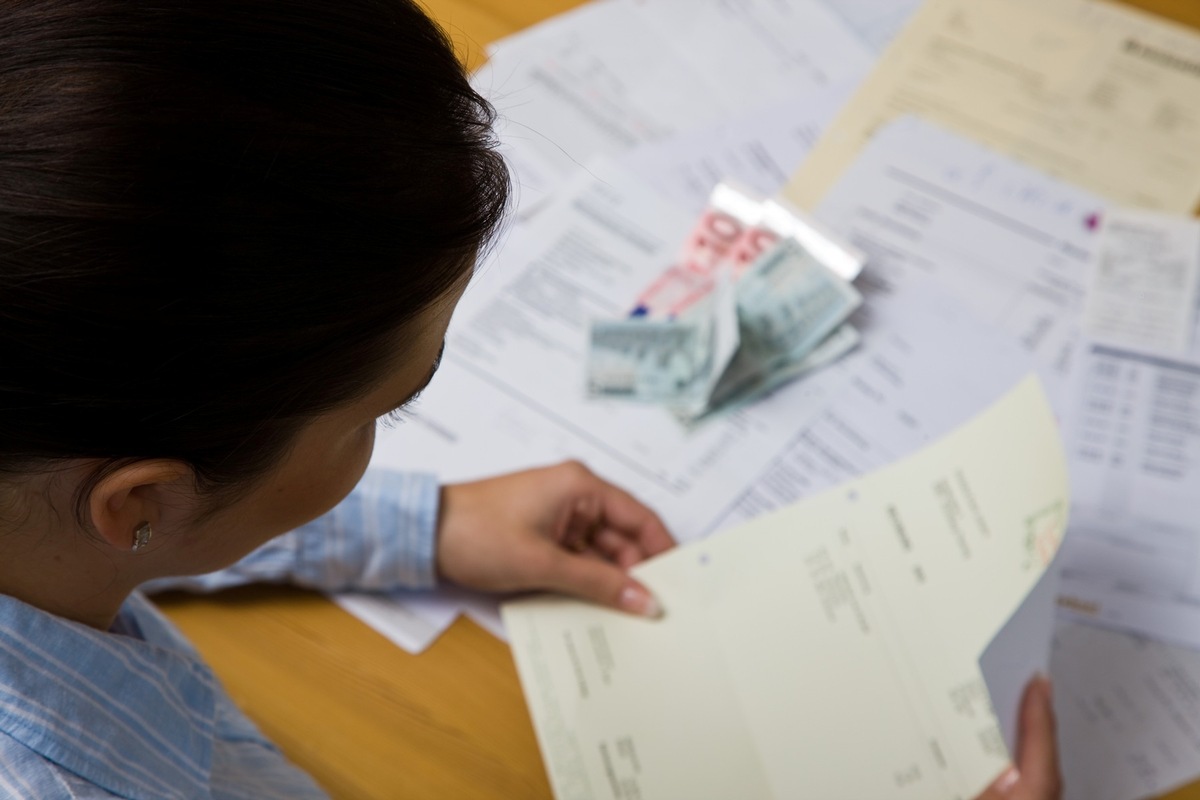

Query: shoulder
left=0, top=731, right=120, bottom=799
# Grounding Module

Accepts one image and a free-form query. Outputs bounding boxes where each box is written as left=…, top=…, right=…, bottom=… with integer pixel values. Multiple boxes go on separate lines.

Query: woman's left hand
left=435, top=461, right=676, bottom=617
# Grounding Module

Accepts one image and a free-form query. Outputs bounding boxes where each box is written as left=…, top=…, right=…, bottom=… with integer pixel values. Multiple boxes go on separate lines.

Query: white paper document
left=710, top=278, right=1038, bottom=530
left=1057, top=341, right=1200, bottom=649
left=473, top=0, right=871, bottom=214
left=503, top=378, right=1069, bottom=800
left=333, top=591, right=460, bottom=654
left=1085, top=209, right=1200, bottom=357
left=785, top=0, right=1200, bottom=213
left=1053, top=621, right=1200, bottom=800
left=811, top=116, right=1104, bottom=412
left=616, top=81, right=855, bottom=216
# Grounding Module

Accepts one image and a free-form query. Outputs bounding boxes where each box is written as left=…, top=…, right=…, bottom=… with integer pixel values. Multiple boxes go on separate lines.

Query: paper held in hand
left=503, top=376, right=1068, bottom=800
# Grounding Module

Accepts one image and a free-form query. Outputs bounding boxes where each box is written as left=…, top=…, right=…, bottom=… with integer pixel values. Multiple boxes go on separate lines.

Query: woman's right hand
left=975, top=677, right=1062, bottom=800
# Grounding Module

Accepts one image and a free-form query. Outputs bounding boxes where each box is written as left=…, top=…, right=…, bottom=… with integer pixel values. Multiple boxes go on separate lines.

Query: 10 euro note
left=631, top=184, right=767, bottom=319
left=630, top=184, right=867, bottom=321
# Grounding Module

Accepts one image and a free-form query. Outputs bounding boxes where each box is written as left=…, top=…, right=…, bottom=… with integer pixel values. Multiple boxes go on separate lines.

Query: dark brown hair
left=0, top=0, right=509, bottom=495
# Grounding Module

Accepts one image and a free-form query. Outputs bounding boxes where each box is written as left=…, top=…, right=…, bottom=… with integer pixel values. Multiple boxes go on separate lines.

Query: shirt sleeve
left=141, top=469, right=441, bottom=594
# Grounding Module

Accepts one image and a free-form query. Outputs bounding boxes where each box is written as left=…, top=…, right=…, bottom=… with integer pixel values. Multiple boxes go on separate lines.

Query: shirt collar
left=0, top=592, right=216, bottom=800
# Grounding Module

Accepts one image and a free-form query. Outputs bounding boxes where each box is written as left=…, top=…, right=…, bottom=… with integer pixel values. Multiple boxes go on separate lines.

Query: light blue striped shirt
left=0, top=468, right=439, bottom=799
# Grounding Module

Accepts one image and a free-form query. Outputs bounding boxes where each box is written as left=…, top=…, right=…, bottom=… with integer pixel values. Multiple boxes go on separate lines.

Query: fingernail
left=995, top=767, right=1020, bottom=794
left=619, top=584, right=663, bottom=619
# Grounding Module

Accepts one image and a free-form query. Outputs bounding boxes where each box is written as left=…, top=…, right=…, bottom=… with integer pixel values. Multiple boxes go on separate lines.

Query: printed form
left=1084, top=209, right=1200, bottom=356
left=502, top=378, right=1068, bottom=800
left=615, top=80, right=856, bottom=216
left=1058, top=350, right=1200, bottom=648
left=472, top=0, right=872, bottom=214
left=784, top=0, right=1200, bottom=213
left=1053, top=621, right=1200, bottom=800
left=808, top=116, right=1104, bottom=414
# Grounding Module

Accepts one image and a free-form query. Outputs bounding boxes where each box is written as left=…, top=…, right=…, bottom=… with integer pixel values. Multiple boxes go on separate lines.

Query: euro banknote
left=734, top=238, right=862, bottom=369
left=630, top=183, right=763, bottom=319
left=589, top=277, right=740, bottom=404
left=589, top=236, right=861, bottom=411
left=630, top=183, right=866, bottom=321
left=677, top=323, right=860, bottom=424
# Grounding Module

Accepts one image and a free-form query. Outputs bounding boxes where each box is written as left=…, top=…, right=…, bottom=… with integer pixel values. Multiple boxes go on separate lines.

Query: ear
left=86, top=460, right=197, bottom=552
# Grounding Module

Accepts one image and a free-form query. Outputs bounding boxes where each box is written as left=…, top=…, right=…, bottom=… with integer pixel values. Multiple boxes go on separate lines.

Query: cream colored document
left=503, top=377, right=1068, bottom=800
left=783, top=0, right=1200, bottom=213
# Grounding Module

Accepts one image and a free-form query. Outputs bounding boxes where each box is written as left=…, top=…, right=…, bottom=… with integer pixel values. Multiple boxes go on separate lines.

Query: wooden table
left=156, top=1, right=1200, bottom=797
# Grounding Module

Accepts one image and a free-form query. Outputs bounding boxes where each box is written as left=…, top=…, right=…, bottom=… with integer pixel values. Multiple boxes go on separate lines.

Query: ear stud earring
left=132, top=522, right=153, bottom=552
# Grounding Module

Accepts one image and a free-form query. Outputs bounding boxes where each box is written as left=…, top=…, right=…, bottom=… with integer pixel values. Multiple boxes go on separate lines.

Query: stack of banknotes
left=587, top=183, right=867, bottom=422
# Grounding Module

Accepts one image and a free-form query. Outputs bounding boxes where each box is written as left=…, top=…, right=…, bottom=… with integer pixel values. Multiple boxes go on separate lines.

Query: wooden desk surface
left=156, top=1, right=1200, bottom=798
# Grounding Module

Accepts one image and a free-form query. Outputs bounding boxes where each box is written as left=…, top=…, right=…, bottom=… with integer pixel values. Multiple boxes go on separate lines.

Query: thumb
left=974, top=677, right=1061, bottom=800
left=540, top=550, right=664, bottom=618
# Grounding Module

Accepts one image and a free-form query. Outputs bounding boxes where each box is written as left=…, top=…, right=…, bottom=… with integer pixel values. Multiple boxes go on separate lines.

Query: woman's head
left=0, top=0, right=508, bottom=509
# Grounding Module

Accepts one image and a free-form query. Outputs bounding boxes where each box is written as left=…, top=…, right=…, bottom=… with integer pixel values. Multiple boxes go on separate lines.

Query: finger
left=557, top=495, right=600, bottom=552
left=591, top=527, right=645, bottom=570
left=975, top=766, right=1019, bottom=800
left=1015, top=677, right=1061, bottom=799
left=974, top=678, right=1061, bottom=800
left=539, top=549, right=664, bottom=618
left=591, top=479, right=676, bottom=555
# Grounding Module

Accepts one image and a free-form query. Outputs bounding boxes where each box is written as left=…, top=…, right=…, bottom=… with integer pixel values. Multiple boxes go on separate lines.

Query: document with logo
left=783, top=0, right=1200, bottom=213
left=1084, top=208, right=1200, bottom=357
left=503, top=377, right=1068, bottom=800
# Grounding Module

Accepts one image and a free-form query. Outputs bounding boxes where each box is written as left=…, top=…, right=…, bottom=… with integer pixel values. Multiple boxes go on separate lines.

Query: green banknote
left=587, top=278, right=740, bottom=404
left=734, top=238, right=862, bottom=369
left=676, top=323, right=860, bottom=424
left=587, top=238, right=862, bottom=414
